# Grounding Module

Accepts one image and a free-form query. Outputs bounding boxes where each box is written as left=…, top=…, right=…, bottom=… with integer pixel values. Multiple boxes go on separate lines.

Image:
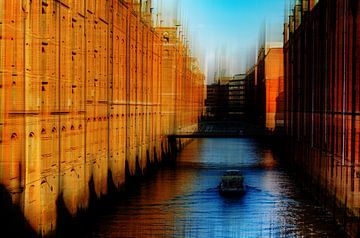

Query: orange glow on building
left=263, top=48, right=284, bottom=131
left=0, top=0, right=204, bottom=235
left=248, top=44, right=284, bottom=131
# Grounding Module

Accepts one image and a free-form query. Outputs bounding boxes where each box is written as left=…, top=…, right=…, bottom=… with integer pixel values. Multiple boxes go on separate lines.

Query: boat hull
left=219, top=170, right=245, bottom=196
left=219, top=187, right=245, bottom=196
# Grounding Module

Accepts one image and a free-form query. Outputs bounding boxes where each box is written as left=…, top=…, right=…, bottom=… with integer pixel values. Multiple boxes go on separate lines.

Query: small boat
left=219, top=170, right=245, bottom=196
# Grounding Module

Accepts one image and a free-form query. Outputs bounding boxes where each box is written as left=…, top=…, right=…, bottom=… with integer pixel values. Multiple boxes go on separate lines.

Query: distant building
left=217, top=76, right=232, bottom=85
left=228, top=74, right=246, bottom=118
left=244, top=66, right=257, bottom=122
left=205, top=83, right=229, bottom=119
left=206, top=72, right=258, bottom=120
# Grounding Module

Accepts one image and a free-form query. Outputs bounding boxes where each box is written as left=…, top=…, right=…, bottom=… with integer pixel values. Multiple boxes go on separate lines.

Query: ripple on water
left=81, top=138, right=344, bottom=238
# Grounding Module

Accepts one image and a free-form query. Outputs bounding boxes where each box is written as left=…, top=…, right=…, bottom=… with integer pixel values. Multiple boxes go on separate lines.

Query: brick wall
left=0, top=0, right=205, bottom=235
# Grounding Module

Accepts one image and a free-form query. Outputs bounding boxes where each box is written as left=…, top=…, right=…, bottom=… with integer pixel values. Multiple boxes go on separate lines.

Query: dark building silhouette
left=244, top=66, right=257, bottom=122
left=228, top=74, right=246, bottom=118
left=205, top=83, right=229, bottom=119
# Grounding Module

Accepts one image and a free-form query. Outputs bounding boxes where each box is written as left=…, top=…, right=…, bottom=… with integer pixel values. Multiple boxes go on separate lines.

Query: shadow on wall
left=0, top=141, right=175, bottom=237
left=275, top=91, right=285, bottom=134
left=0, top=185, right=38, bottom=238
left=56, top=172, right=128, bottom=237
left=0, top=174, right=116, bottom=237
left=56, top=175, right=98, bottom=238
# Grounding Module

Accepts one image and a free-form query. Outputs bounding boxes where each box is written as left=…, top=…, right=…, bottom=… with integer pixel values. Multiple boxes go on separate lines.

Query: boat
left=219, top=170, right=245, bottom=196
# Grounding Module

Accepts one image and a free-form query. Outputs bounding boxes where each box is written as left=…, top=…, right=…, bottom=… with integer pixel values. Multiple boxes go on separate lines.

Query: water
left=82, top=138, right=343, bottom=237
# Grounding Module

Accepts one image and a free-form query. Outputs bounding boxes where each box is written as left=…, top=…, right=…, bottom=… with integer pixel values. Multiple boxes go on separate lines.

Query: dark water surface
left=82, top=138, right=343, bottom=237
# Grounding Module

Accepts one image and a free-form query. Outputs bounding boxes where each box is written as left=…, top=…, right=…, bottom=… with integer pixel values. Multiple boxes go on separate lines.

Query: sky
left=152, top=0, right=286, bottom=83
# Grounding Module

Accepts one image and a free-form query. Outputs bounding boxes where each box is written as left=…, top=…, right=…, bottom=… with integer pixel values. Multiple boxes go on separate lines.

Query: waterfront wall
left=284, top=0, right=360, bottom=236
left=0, top=0, right=204, bottom=235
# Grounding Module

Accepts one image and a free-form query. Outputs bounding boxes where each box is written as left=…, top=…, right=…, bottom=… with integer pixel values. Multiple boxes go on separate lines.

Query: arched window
left=28, top=132, right=36, bottom=173
left=10, top=132, right=19, bottom=178
left=11, top=133, right=18, bottom=140
left=163, top=32, right=169, bottom=42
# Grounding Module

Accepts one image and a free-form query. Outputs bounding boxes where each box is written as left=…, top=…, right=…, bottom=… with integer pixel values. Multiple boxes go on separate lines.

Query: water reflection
left=83, top=138, right=342, bottom=237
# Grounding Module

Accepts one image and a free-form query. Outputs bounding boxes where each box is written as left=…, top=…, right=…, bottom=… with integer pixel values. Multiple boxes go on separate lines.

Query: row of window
left=7, top=111, right=162, bottom=140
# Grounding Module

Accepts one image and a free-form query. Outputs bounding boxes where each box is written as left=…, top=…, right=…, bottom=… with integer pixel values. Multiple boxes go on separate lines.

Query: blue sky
left=152, top=0, right=286, bottom=83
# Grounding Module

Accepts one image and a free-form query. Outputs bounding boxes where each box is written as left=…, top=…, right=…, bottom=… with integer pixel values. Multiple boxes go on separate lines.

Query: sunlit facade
left=256, top=46, right=284, bottom=131
left=246, top=44, right=284, bottom=131
left=0, top=0, right=204, bottom=235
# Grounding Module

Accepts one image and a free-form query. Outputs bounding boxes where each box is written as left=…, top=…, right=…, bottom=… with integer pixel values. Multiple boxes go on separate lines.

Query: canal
left=77, top=138, right=343, bottom=237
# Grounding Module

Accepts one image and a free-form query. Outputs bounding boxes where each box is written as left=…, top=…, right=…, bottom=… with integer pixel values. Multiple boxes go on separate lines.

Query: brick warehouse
left=284, top=0, right=360, bottom=236
left=256, top=45, right=284, bottom=131
left=0, top=0, right=205, bottom=235
left=244, top=43, right=284, bottom=132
